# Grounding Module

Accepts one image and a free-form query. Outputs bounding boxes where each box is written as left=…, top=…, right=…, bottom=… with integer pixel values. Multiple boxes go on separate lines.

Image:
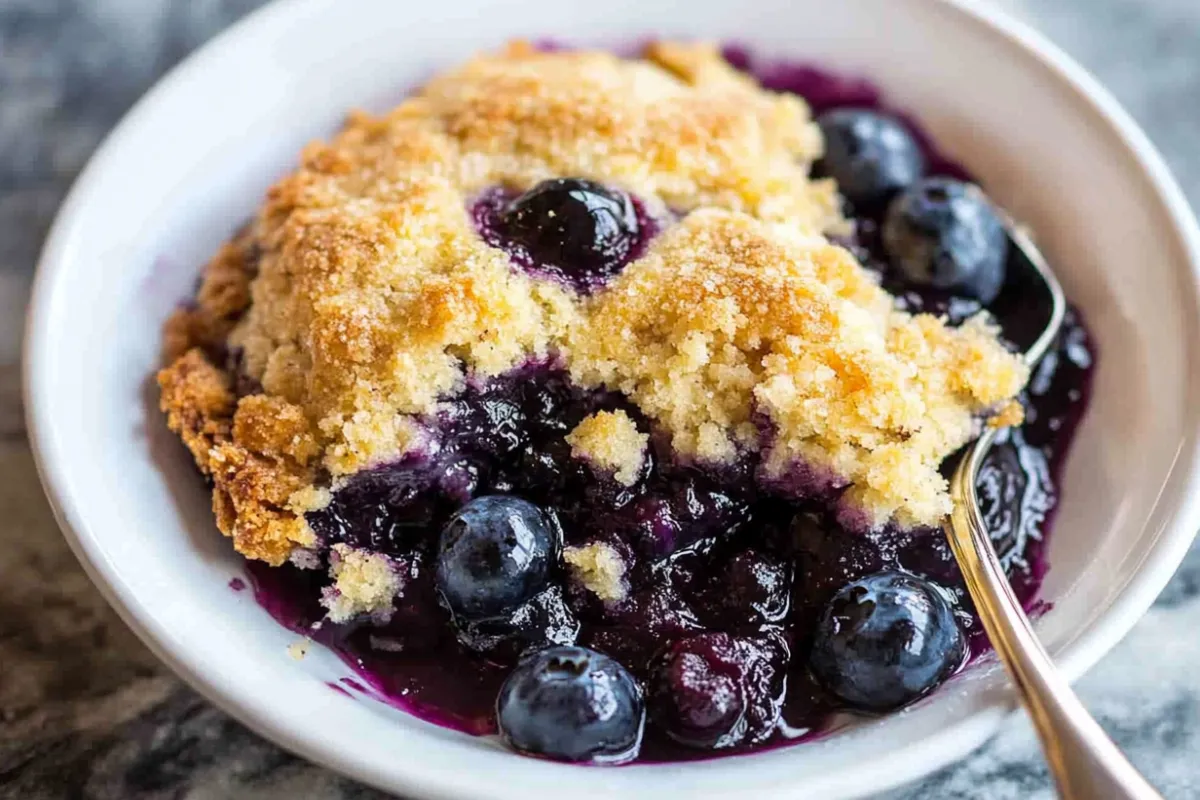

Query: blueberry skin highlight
left=809, top=570, right=966, bottom=712
left=648, top=633, right=749, bottom=750
left=435, top=495, right=558, bottom=620
left=816, top=108, right=926, bottom=210
left=500, top=177, right=640, bottom=280
left=883, top=177, right=1009, bottom=304
left=496, top=646, right=645, bottom=763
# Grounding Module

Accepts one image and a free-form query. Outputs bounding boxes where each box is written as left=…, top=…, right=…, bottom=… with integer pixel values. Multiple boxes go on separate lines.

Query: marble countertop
left=2, top=1, right=1198, bottom=797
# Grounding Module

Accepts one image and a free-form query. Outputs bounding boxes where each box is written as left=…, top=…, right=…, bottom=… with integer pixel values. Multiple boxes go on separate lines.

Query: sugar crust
left=159, top=41, right=1027, bottom=568
left=564, top=542, right=629, bottom=602
left=566, top=410, right=649, bottom=487
left=321, top=544, right=401, bottom=623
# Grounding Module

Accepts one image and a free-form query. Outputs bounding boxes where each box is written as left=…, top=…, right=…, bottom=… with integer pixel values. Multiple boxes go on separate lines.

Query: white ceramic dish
left=23, top=0, right=1200, bottom=797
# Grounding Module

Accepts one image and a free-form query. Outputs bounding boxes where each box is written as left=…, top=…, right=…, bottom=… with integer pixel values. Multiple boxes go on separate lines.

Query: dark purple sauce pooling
left=245, top=52, right=1096, bottom=763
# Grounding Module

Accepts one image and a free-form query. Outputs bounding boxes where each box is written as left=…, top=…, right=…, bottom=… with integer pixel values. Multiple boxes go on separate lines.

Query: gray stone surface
left=1, top=1, right=1197, bottom=797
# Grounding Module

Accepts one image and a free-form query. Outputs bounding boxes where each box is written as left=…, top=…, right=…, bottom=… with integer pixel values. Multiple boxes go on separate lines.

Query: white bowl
left=23, top=0, right=1200, bottom=797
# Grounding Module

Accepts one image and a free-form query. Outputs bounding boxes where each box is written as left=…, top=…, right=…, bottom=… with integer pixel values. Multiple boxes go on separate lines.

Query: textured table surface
left=2, top=1, right=1199, bottom=797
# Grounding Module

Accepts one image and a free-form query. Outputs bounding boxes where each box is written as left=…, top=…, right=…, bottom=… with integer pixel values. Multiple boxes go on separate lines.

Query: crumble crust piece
left=566, top=410, right=649, bottom=487
left=159, top=41, right=1027, bottom=570
left=564, top=542, right=629, bottom=602
left=321, top=544, right=402, bottom=624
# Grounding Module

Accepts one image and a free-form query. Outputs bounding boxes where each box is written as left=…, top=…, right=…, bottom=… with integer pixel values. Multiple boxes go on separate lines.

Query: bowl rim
left=22, top=0, right=1200, bottom=797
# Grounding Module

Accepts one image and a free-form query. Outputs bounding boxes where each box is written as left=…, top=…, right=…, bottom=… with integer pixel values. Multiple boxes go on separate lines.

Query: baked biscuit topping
left=568, top=209, right=1027, bottom=528
left=159, top=41, right=1027, bottom=565
left=566, top=410, right=649, bottom=487
left=563, top=542, right=629, bottom=602
left=322, top=544, right=401, bottom=623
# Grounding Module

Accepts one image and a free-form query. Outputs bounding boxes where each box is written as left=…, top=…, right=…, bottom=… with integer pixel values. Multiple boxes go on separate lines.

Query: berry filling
left=648, top=632, right=787, bottom=750
left=474, top=178, right=658, bottom=293
left=247, top=297, right=1091, bottom=763
left=237, top=52, right=1095, bottom=764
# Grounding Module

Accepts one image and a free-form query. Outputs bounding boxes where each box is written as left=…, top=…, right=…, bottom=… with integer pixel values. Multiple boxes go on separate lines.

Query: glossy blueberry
left=435, top=495, right=558, bottom=620
left=496, top=646, right=644, bottom=763
left=457, top=585, right=580, bottom=660
left=500, top=178, right=639, bottom=280
left=306, top=462, right=445, bottom=556
left=809, top=570, right=965, bottom=712
left=883, top=178, right=1009, bottom=304
left=628, top=480, right=749, bottom=558
left=648, top=632, right=784, bottom=750
left=815, top=109, right=925, bottom=210
left=443, top=392, right=528, bottom=458
left=718, top=550, right=792, bottom=628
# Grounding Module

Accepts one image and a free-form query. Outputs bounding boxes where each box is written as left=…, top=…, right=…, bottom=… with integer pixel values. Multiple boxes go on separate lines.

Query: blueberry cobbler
left=158, top=42, right=1094, bottom=763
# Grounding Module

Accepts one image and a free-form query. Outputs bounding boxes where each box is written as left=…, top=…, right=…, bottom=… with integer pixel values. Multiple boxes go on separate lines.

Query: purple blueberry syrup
left=244, top=51, right=1096, bottom=764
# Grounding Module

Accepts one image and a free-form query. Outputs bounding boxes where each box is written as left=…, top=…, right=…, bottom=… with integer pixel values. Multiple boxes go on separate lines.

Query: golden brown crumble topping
left=988, top=399, right=1026, bottom=429
left=568, top=210, right=1027, bottom=527
left=159, top=41, right=1028, bottom=567
left=566, top=410, right=649, bottom=487
left=162, top=228, right=258, bottom=364
left=157, top=349, right=321, bottom=565
left=158, top=349, right=234, bottom=470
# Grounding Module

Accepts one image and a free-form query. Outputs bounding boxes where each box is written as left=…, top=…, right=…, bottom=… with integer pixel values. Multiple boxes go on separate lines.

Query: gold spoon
left=944, top=216, right=1162, bottom=799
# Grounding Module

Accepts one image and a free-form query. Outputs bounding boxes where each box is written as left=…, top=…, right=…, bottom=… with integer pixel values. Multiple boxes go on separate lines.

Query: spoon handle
left=947, top=428, right=1162, bottom=800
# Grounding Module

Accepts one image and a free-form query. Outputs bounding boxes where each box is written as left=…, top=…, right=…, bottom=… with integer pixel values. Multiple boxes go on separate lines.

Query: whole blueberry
left=496, top=646, right=645, bottom=763
left=883, top=178, right=1009, bottom=304
left=809, top=570, right=965, bottom=712
left=628, top=480, right=749, bottom=558
left=716, top=550, right=792, bottom=628
left=500, top=178, right=640, bottom=281
left=457, top=585, right=580, bottom=660
left=815, top=109, right=925, bottom=210
left=435, top=495, right=558, bottom=620
left=648, top=633, right=785, bottom=750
